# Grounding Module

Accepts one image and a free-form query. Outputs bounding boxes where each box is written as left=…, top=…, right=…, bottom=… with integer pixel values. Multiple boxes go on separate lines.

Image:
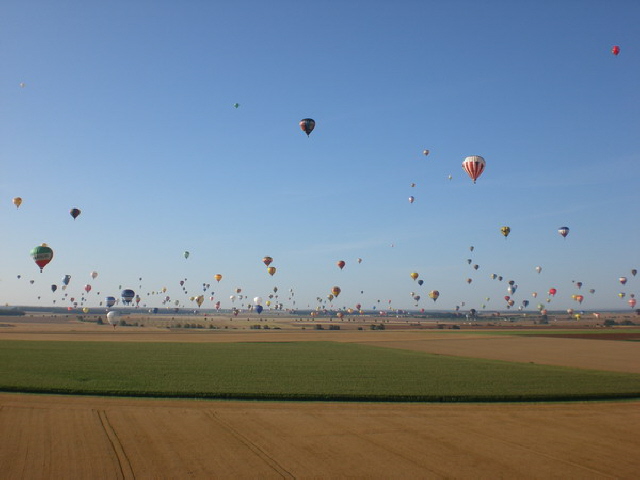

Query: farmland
left=1, top=314, right=639, bottom=478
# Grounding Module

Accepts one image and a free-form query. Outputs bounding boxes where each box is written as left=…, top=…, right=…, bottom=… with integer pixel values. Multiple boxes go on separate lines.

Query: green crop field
left=1, top=340, right=639, bottom=402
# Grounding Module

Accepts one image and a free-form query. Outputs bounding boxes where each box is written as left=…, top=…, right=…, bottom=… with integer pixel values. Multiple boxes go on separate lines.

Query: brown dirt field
left=1, top=393, right=639, bottom=479
left=530, top=332, right=640, bottom=341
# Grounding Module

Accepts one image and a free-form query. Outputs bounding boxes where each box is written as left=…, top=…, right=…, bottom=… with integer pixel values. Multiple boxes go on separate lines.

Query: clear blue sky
left=1, top=1, right=639, bottom=312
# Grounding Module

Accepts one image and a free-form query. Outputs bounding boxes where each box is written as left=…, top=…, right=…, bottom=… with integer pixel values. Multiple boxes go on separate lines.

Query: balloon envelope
left=70, top=208, right=81, bottom=220
left=30, top=244, right=54, bottom=272
left=299, top=118, right=315, bottom=136
left=462, top=155, right=486, bottom=183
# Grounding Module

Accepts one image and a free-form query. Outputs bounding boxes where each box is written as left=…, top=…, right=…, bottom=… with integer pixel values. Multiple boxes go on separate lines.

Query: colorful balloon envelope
left=428, top=290, right=439, bottom=301
left=619, top=277, right=627, bottom=285
left=30, top=244, right=54, bottom=272
left=548, top=288, right=557, bottom=296
left=299, top=118, right=315, bottom=136
left=337, top=260, right=346, bottom=270
left=408, top=196, right=415, bottom=204
left=558, top=226, right=569, bottom=238
left=500, top=226, right=511, bottom=238
left=629, top=298, right=637, bottom=308
left=410, top=272, right=419, bottom=281
left=267, top=266, right=276, bottom=276
left=262, top=256, right=273, bottom=267
left=214, top=274, right=222, bottom=282
left=121, top=289, right=135, bottom=305
left=423, top=149, right=429, bottom=156
left=461, top=155, right=485, bottom=184
left=12, top=197, right=22, bottom=208
left=611, top=45, right=620, bottom=55
left=331, top=286, right=341, bottom=297
left=70, top=208, right=81, bottom=220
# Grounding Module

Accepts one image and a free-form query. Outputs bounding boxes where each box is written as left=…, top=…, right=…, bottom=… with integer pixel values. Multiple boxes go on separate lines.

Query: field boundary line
left=95, top=409, right=135, bottom=480
left=206, top=410, right=294, bottom=478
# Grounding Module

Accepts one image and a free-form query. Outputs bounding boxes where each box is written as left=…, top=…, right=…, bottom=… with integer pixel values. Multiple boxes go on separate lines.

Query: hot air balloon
left=428, top=290, right=439, bottom=302
left=548, top=288, right=557, bottom=297
left=51, top=284, right=57, bottom=293
left=106, top=311, right=120, bottom=327
left=336, top=260, right=346, bottom=270
left=575, top=295, right=584, bottom=304
left=500, top=226, right=511, bottom=238
left=62, top=275, right=71, bottom=286
left=611, top=45, right=620, bottom=55
left=632, top=269, right=637, bottom=277
left=196, top=295, right=204, bottom=307
left=357, top=258, right=362, bottom=264
left=84, top=284, right=92, bottom=294
left=299, top=118, right=315, bottom=136
left=255, top=305, right=264, bottom=314
left=462, top=155, right=485, bottom=184
left=233, top=103, right=240, bottom=108
left=70, top=208, right=81, bottom=220
left=410, top=272, right=419, bottom=281
left=558, top=227, right=569, bottom=238
left=331, top=286, right=341, bottom=297
left=90, top=271, right=98, bottom=280
left=629, top=298, right=637, bottom=308
left=267, top=266, right=276, bottom=276
left=12, top=197, right=22, bottom=209
left=618, top=292, right=626, bottom=299
left=121, top=289, right=135, bottom=305
left=466, top=278, right=472, bottom=284
left=184, top=251, right=190, bottom=259
left=423, top=149, right=429, bottom=156
left=619, top=277, right=628, bottom=285
left=30, top=244, right=54, bottom=272
left=262, top=256, right=273, bottom=267
left=535, top=266, right=542, bottom=274
left=105, top=296, right=116, bottom=308
left=417, top=279, right=424, bottom=286
left=214, top=274, right=222, bottom=282
left=408, top=196, right=415, bottom=204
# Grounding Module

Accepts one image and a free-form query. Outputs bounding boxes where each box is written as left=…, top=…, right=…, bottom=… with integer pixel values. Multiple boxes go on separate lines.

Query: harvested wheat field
left=1, top=394, right=639, bottom=479
left=1, top=315, right=639, bottom=478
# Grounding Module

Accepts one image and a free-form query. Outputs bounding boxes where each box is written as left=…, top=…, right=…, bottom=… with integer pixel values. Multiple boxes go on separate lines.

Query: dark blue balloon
left=255, top=305, right=264, bottom=314
left=121, top=289, right=135, bottom=305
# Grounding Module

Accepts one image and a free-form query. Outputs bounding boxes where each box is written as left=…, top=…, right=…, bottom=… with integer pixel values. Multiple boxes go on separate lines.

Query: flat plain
left=1, top=313, right=639, bottom=478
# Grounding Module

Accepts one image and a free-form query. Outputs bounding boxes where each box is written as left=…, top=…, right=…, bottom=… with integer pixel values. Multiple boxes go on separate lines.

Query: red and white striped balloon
left=462, top=155, right=486, bottom=184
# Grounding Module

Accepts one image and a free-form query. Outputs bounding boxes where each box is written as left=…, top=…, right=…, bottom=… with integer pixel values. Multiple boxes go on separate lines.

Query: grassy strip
left=1, top=340, right=639, bottom=402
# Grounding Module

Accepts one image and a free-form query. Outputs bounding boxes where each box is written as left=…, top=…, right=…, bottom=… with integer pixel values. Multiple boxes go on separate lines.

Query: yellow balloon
left=12, top=197, right=22, bottom=208
left=267, top=266, right=276, bottom=276
left=410, top=272, right=419, bottom=281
